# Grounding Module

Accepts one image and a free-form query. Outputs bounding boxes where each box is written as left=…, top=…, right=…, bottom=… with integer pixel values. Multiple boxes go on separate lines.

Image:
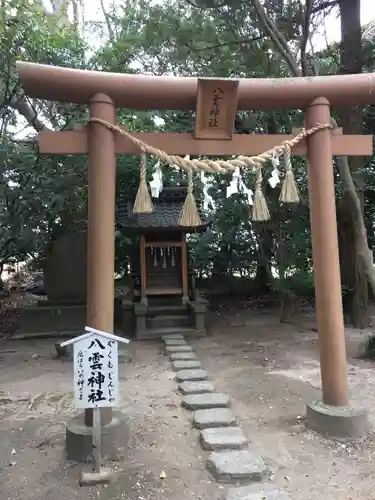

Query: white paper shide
left=73, top=333, right=119, bottom=409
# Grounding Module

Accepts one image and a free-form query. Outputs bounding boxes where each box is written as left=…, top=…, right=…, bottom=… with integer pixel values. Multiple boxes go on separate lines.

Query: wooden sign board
left=195, top=78, right=239, bottom=140
left=73, top=333, right=118, bottom=408
left=61, top=327, right=130, bottom=485
left=60, top=327, right=130, bottom=409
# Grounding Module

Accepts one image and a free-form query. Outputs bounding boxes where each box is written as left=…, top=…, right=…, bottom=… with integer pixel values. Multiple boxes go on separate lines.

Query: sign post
left=60, top=326, right=130, bottom=486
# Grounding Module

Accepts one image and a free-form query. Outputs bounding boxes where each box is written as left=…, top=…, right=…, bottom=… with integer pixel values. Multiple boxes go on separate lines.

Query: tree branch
left=193, top=36, right=263, bottom=52
left=250, top=0, right=301, bottom=77
left=8, top=94, right=51, bottom=133
left=99, top=0, right=115, bottom=42
left=311, top=0, right=339, bottom=14
left=300, top=0, right=313, bottom=76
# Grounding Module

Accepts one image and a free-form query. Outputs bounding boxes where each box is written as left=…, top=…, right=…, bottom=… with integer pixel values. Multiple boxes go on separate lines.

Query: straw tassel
left=252, top=166, right=270, bottom=221
left=133, top=153, right=153, bottom=213
left=279, top=143, right=300, bottom=203
left=179, top=168, right=202, bottom=227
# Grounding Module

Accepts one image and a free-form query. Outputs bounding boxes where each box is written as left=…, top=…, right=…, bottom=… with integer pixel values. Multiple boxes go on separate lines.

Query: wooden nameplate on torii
left=194, top=78, right=239, bottom=140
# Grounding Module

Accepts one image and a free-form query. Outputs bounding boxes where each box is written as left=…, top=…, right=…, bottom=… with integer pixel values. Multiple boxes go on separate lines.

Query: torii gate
left=16, top=62, right=374, bottom=446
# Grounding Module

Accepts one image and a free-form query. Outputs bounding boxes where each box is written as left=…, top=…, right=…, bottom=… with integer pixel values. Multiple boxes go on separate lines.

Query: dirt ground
left=1, top=306, right=375, bottom=500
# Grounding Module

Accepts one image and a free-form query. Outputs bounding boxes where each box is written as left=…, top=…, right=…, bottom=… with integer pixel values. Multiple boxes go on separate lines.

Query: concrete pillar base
left=66, top=410, right=132, bottom=462
left=306, top=401, right=368, bottom=438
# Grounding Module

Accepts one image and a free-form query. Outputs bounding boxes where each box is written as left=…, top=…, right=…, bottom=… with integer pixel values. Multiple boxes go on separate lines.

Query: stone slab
left=179, top=381, right=215, bottom=395
left=226, top=484, right=290, bottom=500
left=79, top=468, right=113, bottom=486
left=170, top=352, right=197, bottom=361
left=306, top=401, right=368, bottom=438
left=176, top=369, right=208, bottom=382
left=172, top=360, right=202, bottom=371
left=206, top=449, right=269, bottom=483
left=162, top=334, right=184, bottom=340
left=182, top=392, right=230, bottom=411
left=200, top=426, right=248, bottom=451
left=66, top=410, right=131, bottom=462
left=165, top=345, right=193, bottom=353
left=164, top=338, right=187, bottom=346
left=193, top=408, right=237, bottom=429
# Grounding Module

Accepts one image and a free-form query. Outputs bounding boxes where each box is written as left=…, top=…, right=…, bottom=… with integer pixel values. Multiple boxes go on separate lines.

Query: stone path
left=162, top=333, right=290, bottom=499
left=172, top=360, right=202, bottom=371
left=176, top=369, right=208, bottom=382
left=179, top=381, right=214, bottom=394
left=165, top=345, right=193, bottom=353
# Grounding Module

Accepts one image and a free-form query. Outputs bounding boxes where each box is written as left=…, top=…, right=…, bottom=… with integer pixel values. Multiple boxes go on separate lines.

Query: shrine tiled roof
left=116, top=186, right=209, bottom=233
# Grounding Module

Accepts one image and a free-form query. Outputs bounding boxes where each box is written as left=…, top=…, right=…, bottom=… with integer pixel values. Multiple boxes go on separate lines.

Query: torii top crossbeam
left=16, top=62, right=375, bottom=110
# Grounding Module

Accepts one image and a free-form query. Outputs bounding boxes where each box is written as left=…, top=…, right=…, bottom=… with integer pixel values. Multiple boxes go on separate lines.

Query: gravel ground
left=1, top=307, right=375, bottom=500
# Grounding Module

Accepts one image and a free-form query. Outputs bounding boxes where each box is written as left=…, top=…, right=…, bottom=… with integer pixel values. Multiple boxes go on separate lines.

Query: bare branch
left=250, top=0, right=301, bottom=76
left=9, top=94, right=50, bottom=132
left=193, top=36, right=263, bottom=52
left=100, top=0, right=115, bottom=42
left=300, top=0, right=313, bottom=76
left=311, top=0, right=339, bottom=14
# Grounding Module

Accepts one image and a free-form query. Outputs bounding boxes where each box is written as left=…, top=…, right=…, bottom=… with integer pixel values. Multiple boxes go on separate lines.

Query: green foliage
left=0, top=0, right=374, bottom=313
left=0, top=0, right=89, bottom=267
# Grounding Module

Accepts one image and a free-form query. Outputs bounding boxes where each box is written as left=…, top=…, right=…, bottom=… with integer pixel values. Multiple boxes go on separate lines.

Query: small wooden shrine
left=117, top=186, right=210, bottom=340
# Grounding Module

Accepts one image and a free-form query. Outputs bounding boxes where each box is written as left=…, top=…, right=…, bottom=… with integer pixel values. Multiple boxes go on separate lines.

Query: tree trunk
left=254, top=112, right=277, bottom=294
left=338, top=0, right=368, bottom=328
left=255, top=227, right=273, bottom=293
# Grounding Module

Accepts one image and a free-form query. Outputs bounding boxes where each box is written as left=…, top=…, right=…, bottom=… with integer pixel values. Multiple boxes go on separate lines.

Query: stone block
left=66, top=410, right=132, bottom=462
left=134, top=303, right=147, bottom=315
left=165, top=345, right=193, bottom=353
left=162, top=334, right=184, bottom=341
left=79, top=469, right=113, bottom=486
left=17, top=305, right=86, bottom=336
left=193, top=408, right=236, bottom=429
left=179, top=381, right=215, bottom=395
left=182, top=392, right=229, bottom=410
left=164, top=338, right=187, bottom=346
left=206, top=449, right=269, bottom=483
left=172, top=360, right=202, bottom=371
left=134, top=303, right=147, bottom=339
left=170, top=352, right=197, bottom=361
left=306, top=401, right=368, bottom=438
left=200, top=427, right=248, bottom=451
left=176, top=369, right=208, bottom=382
left=226, top=484, right=290, bottom=500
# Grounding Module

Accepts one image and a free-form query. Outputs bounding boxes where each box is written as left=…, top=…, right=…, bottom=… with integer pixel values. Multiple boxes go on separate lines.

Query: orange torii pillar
left=86, top=94, right=116, bottom=427
left=65, top=94, right=131, bottom=462
left=304, top=98, right=367, bottom=437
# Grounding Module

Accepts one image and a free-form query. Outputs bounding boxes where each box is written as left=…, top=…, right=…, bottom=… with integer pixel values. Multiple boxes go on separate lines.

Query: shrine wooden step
left=147, top=295, right=186, bottom=308
left=146, top=314, right=190, bottom=330
left=147, top=304, right=188, bottom=317
left=137, top=326, right=206, bottom=341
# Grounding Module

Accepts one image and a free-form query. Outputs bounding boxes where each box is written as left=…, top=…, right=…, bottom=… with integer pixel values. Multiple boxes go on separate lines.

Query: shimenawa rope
left=89, top=118, right=333, bottom=223
left=89, top=118, right=333, bottom=173
left=279, top=143, right=300, bottom=203
left=132, top=152, right=153, bottom=214
left=179, top=167, right=202, bottom=227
